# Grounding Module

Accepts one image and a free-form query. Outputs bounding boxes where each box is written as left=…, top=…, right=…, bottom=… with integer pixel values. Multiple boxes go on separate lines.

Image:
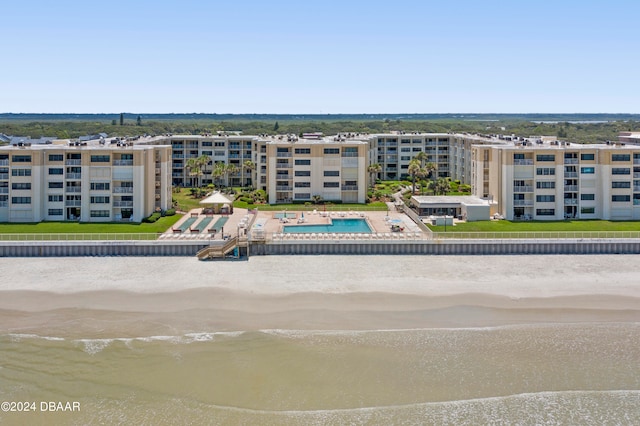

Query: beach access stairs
left=196, top=236, right=245, bottom=260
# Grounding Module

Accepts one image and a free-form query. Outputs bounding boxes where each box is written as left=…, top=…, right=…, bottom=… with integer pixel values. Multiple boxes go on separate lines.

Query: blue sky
left=2, top=0, right=639, bottom=113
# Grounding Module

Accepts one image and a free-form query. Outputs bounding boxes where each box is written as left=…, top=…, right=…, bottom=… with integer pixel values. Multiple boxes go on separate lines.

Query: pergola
left=199, top=191, right=233, bottom=214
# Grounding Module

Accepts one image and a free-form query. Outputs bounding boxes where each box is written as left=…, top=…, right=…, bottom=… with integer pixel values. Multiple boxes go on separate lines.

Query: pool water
left=283, top=218, right=372, bottom=234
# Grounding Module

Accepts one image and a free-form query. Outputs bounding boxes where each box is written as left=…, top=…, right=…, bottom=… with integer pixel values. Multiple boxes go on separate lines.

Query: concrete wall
left=0, top=241, right=208, bottom=257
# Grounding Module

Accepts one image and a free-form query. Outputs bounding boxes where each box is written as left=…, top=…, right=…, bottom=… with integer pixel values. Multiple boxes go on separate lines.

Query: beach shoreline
left=1, top=255, right=639, bottom=337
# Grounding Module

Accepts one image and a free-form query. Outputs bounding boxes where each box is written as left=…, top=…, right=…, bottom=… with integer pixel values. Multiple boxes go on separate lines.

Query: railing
left=564, top=199, right=579, bottom=205
left=513, top=185, right=533, bottom=193
left=113, top=187, right=133, bottom=193
left=65, top=159, right=81, bottom=165
left=431, top=231, right=640, bottom=239
left=0, top=201, right=7, bottom=207
left=0, top=188, right=8, bottom=194
left=565, top=172, right=578, bottom=178
left=634, top=173, right=640, bottom=179
left=268, top=232, right=426, bottom=242
left=564, top=158, right=579, bottom=164
left=564, top=185, right=579, bottom=191
left=341, top=152, right=358, bottom=157
left=0, top=174, right=8, bottom=180
left=513, top=200, right=534, bottom=206
left=113, top=160, right=133, bottom=166
left=0, top=233, right=164, bottom=241
left=65, top=201, right=82, bottom=207
left=341, top=185, right=358, bottom=190
left=276, top=185, right=292, bottom=191
left=0, top=160, right=9, bottom=166
left=113, top=201, right=134, bottom=207
left=276, top=164, right=292, bottom=169
left=66, top=187, right=82, bottom=193
left=634, top=159, right=640, bottom=165
left=276, top=153, right=292, bottom=158
left=514, top=159, right=534, bottom=165
left=634, top=186, right=640, bottom=192
left=66, top=173, right=82, bottom=179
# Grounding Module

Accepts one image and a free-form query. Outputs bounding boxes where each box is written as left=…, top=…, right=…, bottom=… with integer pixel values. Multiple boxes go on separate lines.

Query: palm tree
left=424, top=162, right=437, bottom=194
left=212, top=162, right=226, bottom=188
left=242, top=160, right=255, bottom=189
left=414, top=151, right=428, bottom=167
left=225, top=163, right=239, bottom=188
left=185, top=158, right=202, bottom=188
left=408, top=159, right=421, bottom=195
left=197, top=154, right=211, bottom=185
left=433, top=178, right=451, bottom=196
left=367, top=163, right=382, bottom=189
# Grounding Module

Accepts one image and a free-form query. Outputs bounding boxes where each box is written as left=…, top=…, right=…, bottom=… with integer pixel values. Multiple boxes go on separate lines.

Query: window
left=12, top=183, right=31, bottom=190
left=90, top=210, right=110, bottom=218
left=612, top=154, right=630, bottom=162
left=11, top=169, right=31, bottom=176
left=536, top=209, right=555, bottom=216
left=612, top=168, right=630, bottom=175
left=90, top=182, right=110, bottom=190
left=612, top=195, right=630, bottom=202
left=90, top=196, right=110, bottom=204
left=581, top=194, right=595, bottom=201
left=294, top=148, right=311, bottom=154
left=401, top=147, right=411, bottom=152
left=612, top=181, right=631, bottom=188
left=202, top=151, right=212, bottom=156
left=48, top=209, right=63, bottom=216
left=48, top=195, right=63, bottom=202
left=214, top=151, right=225, bottom=156
left=581, top=207, right=595, bottom=214
left=580, top=167, right=595, bottom=174
left=536, top=195, right=555, bottom=202
left=514, top=153, right=525, bottom=160
left=49, top=154, right=63, bottom=161
left=536, top=181, right=555, bottom=189
left=323, top=148, right=339, bottom=155
left=49, top=182, right=63, bottom=189
left=536, top=168, right=555, bottom=175
left=202, top=141, right=213, bottom=147
left=412, top=147, right=422, bottom=152
left=12, top=155, right=31, bottom=163
left=401, top=156, right=411, bottom=161
left=49, top=168, right=64, bottom=175
left=295, top=193, right=311, bottom=200
left=90, top=155, right=110, bottom=163
left=323, top=170, right=340, bottom=177
left=294, top=170, right=310, bottom=177
left=536, top=154, right=555, bottom=162
left=11, top=197, right=31, bottom=204
left=295, top=159, right=311, bottom=166
left=294, top=182, right=310, bottom=188
left=580, top=153, right=595, bottom=161
left=401, top=139, right=410, bottom=144
left=323, top=182, right=340, bottom=188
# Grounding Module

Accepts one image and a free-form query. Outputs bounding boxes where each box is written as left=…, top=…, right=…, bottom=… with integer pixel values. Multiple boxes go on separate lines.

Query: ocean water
left=1, top=323, right=639, bottom=425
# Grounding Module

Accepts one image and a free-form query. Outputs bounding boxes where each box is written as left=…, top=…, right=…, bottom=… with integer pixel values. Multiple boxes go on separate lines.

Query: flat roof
left=411, top=195, right=489, bottom=206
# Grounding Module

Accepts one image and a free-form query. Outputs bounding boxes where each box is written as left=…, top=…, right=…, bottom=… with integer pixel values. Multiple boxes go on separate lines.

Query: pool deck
left=165, top=207, right=426, bottom=241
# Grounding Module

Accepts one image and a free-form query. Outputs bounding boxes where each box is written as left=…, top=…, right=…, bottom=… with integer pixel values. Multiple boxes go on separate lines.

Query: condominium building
left=0, top=140, right=172, bottom=222
left=471, top=138, right=640, bottom=220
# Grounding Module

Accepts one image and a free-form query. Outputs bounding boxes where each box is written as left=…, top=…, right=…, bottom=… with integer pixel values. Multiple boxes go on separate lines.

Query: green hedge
left=164, top=209, right=176, bottom=216
left=142, top=212, right=162, bottom=223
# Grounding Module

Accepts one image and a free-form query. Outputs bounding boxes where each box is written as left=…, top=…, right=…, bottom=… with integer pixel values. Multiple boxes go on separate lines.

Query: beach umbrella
left=301, top=211, right=304, bottom=220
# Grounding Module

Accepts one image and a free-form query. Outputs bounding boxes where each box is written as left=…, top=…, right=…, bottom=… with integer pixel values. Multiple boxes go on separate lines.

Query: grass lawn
left=0, top=214, right=183, bottom=235
left=428, top=219, right=640, bottom=233
left=172, top=188, right=208, bottom=211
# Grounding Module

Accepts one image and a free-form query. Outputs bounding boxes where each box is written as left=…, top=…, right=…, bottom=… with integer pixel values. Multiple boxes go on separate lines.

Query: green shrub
left=164, top=209, right=176, bottom=216
left=143, top=212, right=161, bottom=223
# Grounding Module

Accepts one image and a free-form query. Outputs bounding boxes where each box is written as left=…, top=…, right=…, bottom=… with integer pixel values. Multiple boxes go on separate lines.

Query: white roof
left=199, top=191, right=232, bottom=205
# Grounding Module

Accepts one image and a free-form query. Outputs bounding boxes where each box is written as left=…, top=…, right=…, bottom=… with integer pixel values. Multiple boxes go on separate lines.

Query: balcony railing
left=514, top=159, right=533, bottom=165
left=634, top=159, right=640, bottom=165
left=564, top=172, right=578, bottom=178
left=341, top=152, right=358, bottom=157
left=0, top=160, right=9, bottom=166
left=276, top=153, right=292, bottom=158
left=341, top=185, right=358, bottom=191
left=65, top=159, right=81, bottom=165
left=0, top=188, right=8, bottom=194
left=113, top=160, right=133, bottom=166
left=65, top=187, right=81, bottom=193
left=276, top=164, right=292, bottom=169
left=564, top=158, right=579, bottom=164
left=634, top=186, right=640, bottom=192
left=65, top=200, right=81, bottom=207
left=113, top=187, right=133, bottom=193
left=276, top=185, right=292, bottom=191
left=66, top=173, right=82, bottom=179
left=0, top=174, right=8, bottom=180
left=0, top=201, right=7, bottom=207
left=564, top=185, right=579, bottom=191
left=513, top=200, right=534, bottom=206
left=513, top=185, right=533, bottom=193
left=564, top=199, right=579, bottom=205
left=113, top=201, right=134, bottom=207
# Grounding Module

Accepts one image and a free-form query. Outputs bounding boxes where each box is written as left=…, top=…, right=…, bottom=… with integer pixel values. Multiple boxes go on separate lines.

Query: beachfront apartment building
left=0, top=140, right=172, bottom=222
left=471, top=138, right=640, bottom=221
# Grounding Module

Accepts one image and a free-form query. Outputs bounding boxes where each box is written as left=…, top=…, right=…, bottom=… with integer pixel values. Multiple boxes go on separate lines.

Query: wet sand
left=1, top=255, right=639, bottom=337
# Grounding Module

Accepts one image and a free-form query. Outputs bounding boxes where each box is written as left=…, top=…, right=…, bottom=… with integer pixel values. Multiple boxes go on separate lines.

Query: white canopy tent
left=199, top=192, right=233, bottom=214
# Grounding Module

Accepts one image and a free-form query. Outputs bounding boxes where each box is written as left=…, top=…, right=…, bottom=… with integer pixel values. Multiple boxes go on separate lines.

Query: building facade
left=0, top=141, right=172, bottom=222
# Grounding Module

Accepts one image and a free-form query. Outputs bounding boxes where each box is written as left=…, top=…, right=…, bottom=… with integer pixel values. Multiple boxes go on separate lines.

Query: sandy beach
left=1, top=254, right=639, bottom=336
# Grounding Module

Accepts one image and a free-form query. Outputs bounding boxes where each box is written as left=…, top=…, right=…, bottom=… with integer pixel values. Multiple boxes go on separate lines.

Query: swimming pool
left=283, top=218, right=372, bottom=234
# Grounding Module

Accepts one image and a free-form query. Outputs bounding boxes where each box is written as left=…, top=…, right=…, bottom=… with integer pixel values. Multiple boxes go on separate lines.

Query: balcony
left=514, top=159, right=533, bottom=165
left=276, top=153, right=292, bottom=158
left=66, top=187, right=81, bottom=193
left=65, top=159, right=81, bottom=166
left=0, top=188, right=8, bottom=194
left=564, top=158, right=579, bottom=164
left=342, top=185, right=358, bottom=191
left=564, top=185, right=579, bottom=192
left=65, top=200, right=81, bottom=207
left=172, top=173, right=183, bottom=178
left=276, top=164, right=292, bottom=169
left=341, top=152, right=358, bottom=157
left=564, top=199, right=579, bottom=205
left=0, top=159, right=8, bottom=166
left=564, top=172, right=578, bottom=178
left=0, top=173, right=8, bottom=180
left=513, top=200, right=534, bottom=206
left=634, top=186, right=640, bottom=192
left=276, top=185, right=292, bottom=191
left=634, top=159, right=640, bottom=165
left=113, top=201, right=134, bottom=207
left=0, top=201, right=7, bottom=207
left=113, top=187, right=133, bottom=193
left=66, top=173, right=82, bottom=179
left=513, top=185, right=533, bottom=193
left=113, top=160, right=133, bottom=166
